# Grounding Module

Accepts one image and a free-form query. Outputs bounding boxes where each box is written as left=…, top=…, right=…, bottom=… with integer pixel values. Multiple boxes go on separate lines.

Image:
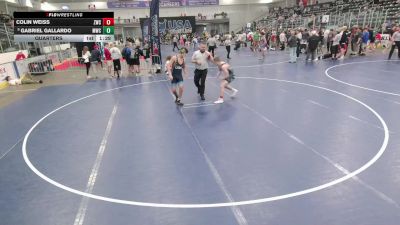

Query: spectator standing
left=331, top=30, right=341, bottom=60
left=110, top=43, right=122, bottom=78
left=306, top=30, right=320, bottom=61
left=104, top=43, right=113, bottom=76
left=327, top=29, right=334, bottom=53
left=172, top=35, right=180, bottom=52
left=224, top=36, right=232, bottom=59
left=388, top=27, right=400, bottom=60
left=15, top=50, right=26, bottom=61
left=338, top=26, right=349, bottom=59
left=90, top=45, right=102, bottom=73
left=288, top=30, right=299, bottom=63
left=207, top=35, right=217, bottom=57
left=279, top=31, right=287, bottom=50
left=82, top=46, right=92, bottom=79
left=296, top=29, right=302, bottom=56
left=360, top=28, right=370, bottom=55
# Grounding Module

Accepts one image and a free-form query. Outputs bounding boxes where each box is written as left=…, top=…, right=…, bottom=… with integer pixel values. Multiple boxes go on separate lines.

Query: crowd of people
left=160, top=22, right=399, bottom=106
left=7, top=21, right=399, bottom=105
left=166, top=22, right=399, bottom=65
left=81, top=39, right=160, bottom=79
left=225, top=23, right=400, bottom=62
left=77, top=21, right=399, bottom=90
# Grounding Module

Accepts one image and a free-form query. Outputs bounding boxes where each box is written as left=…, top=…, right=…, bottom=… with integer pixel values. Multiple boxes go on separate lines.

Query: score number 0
left=103, top=18, right=114, bottom=26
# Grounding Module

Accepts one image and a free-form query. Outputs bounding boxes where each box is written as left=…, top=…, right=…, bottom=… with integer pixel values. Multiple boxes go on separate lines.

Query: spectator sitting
left=4, top=73, right=43, bottom=86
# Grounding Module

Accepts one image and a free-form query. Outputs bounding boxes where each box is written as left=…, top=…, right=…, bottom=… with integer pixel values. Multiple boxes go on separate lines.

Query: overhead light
left=41, top=2, right=57, bottom=10
left=26, top=0, right=33, bottom=7
left=61, top=5, right=69, bottom=10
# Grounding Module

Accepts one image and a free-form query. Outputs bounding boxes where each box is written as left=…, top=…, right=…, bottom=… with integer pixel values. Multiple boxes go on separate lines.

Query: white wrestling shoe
left=231, top=89, right=238, bottom=97
left=214, top=98, right=224, bottom=104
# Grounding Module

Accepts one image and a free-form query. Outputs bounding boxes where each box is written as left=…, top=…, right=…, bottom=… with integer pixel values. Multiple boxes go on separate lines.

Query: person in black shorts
left=368, top=27, right=375, bottom=51
left=172, top=36, right=180, bottom=52
left=126, top=43, right=134, bottom=74
left=167, top=48, right=188, bottom=106
left=131, top=44, right=144, bottom=76
left=191, top=42, right=214, bottom=101
left=339, top=26, right=349, bottom=59
left=388, top=26, right=400, bottom=60
left=133, top=45, right=144, bottom=75
left=213, top=57, right=238, bottom=104
left=142, top=44, right=151, bottom=72
left=113, top=58, right=121, bottom=77
left=207, top=35, right=217, bottom=57
left=109, top=43, right=122, bottom=78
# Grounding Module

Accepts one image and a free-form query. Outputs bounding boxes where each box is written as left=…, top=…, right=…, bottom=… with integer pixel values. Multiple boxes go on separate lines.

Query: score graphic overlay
left=14, top=12, right=115, bottom=42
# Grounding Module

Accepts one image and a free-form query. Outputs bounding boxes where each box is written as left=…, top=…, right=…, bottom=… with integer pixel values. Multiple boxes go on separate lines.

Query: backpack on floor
left=322, top=53, right=332, bottom=59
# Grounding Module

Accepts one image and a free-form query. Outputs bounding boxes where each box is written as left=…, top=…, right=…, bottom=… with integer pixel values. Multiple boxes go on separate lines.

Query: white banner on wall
left=0, top=62, right=18, bottom=81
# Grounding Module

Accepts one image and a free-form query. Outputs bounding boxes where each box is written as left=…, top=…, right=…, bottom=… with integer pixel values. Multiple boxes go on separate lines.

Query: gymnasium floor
left=1, top=46, right=400, bottom=225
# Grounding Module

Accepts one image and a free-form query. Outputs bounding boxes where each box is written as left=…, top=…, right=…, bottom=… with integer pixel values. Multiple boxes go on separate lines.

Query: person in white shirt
left=191, top=42, right=214, bottom=100
left=172, top=36, right=179, bottom=52
left=82, top=46, right=92, bottom=79
left=388, top=26, right=400, bottom=60
left=279, top=31, right=287, bottom=50
left=4, top=74, right=42, bottom=85
left=331, top=30, right=341, bottom=60
left=207, top=35, right=217, bottom=57
left=109, top=43, right=122, bottom=78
